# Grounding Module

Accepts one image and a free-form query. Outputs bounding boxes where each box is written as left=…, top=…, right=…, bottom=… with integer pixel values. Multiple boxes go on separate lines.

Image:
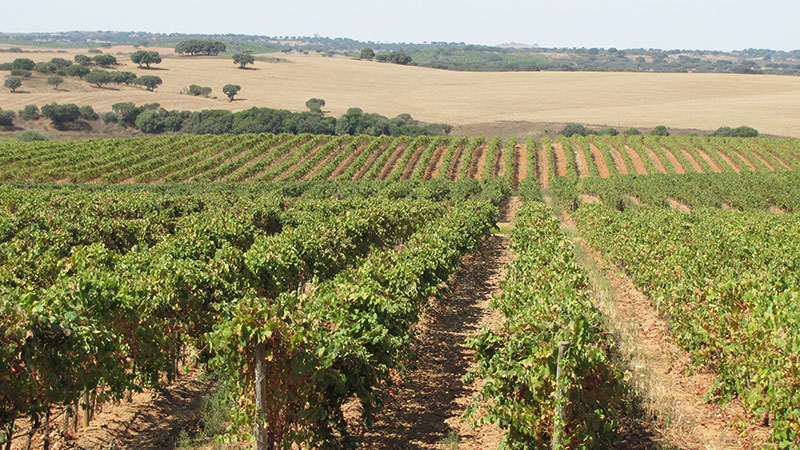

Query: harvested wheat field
left=3, top=47, right=800, bottom=136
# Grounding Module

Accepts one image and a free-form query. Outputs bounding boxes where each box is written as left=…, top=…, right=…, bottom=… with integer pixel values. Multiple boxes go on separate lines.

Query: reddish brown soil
left=748, top=149, right=776, bottom=170
left=538, top=143, right=550, bottom=188
left=559, top=211, right=770, bottom=450
left=769, top=204, right=789, bottom=214
left=590, top=143, right=614, bottom=177
left=729, top=148, right=757, bottom=171
left=275, top=140, right=327, bottom=181
left=515, top=144, right=528, bottom=188
left=425, top=145, right=448, bottom=180
left=401, top=144, right=428, bottom=179
left=359, top=199, right=520, bottom=449
left=552, top=142, right=568, bottom=177
left=301, top=143, right=342, bottom=181
left=766, top=150, right=793, bottom=170
left=468, top=144, right=487, bottom=180
left=574, top=143, right=590, bottom=178
left=331, top=143, right=368, bottom=178
left=679, top=147, right=704, bottom=173
left=714, top=148, right=742, bottom=172
left=694, top=146, right=723, bottom=173
left=377, top=143, right=409, bottom=180
left=644, top=146, right=668, bottom=173
left=625, top=145, right=648, bottom=175
left=447, top=143, right=466, bottom=180
left=607, top=144, right=630, bottom=175
left=353, top=142, right=387, bottom=180
left=223, top=142, right=281, bottom=181
left=660, top=146, right=686, bottom=174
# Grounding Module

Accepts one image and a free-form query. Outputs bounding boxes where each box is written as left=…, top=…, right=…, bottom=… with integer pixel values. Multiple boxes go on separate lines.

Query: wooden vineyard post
left=42, top=409, right=50, bottom=450
left=81, top=390, right=90, bottom=428
left=552, top=341, right=570, bottom=450
left=254, top=342, right=269, bottom=450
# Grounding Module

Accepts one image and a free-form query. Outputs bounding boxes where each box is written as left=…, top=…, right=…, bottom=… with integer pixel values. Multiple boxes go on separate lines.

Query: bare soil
left=514, top=144, right=528, bottom=189
left=331, top=142, right=368, bottom=178
left=589, top=143, right=614, bottom=176
left=748, top=149, right=776, bottom=171
left=448, top=143, right=466, bottom=180
left=495, top=145, right=506, bottom=179
left=359, top=198, right=520, bottom=449
left=644, top=146, right=668, bottom=173
left=552, top=142, right=568, bottom=176
left=607, top=144, right=630, bottom=175
left=714, top=148, right=742, bottom=172
left=468, top=144, right=487, bottom=180
left=425, top=145, right=448, bottom=180
left=694, top=146, right=723, bottom=172
left=660, top=146, right=687, bottom=174
left=579, top=193, right=602, bottom=204
left=625, top=145, right=648, bottom=175
left=765, top=149, right=793, bottom=170
left=574, top=143, right=589, bottom=177
left=667, top=198, right=692, bottom=212
left=538, top=143, right=550, bottom=188
left=377, top=143, right=409, bottom=180
left=402, top=144, right=428, bottom=179
left=730, top=148, right=757, bottom=171
left=679, top=147, right=704, bottom=173
left=275, top=140, right=327, bottom=181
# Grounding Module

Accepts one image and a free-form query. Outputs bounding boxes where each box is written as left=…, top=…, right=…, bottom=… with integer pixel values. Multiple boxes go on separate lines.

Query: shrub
left=66, top=65, right=90, bottom=78
left=134, top=75, right=162, bottom=91
left=305, top=98, right=325, bottom=113
left=102, top=111, right=119, bottom=124
left=134, top=109, right=164, bottom=133
left=92, top=54, right=117, bottom=67
left=79, top=105, right=98, bottom=121
left=19, top=105, right=40, bottom=121
left=223, top=84, right=241, bottom=101
left=47, top=76, right=64, bottom=90
left=35, top=62, right=56, bottom=74
left=11, top=58, right=35, bottom=71
left=650, top=125, right=669, bottom=136
left=359, top=48, right=375, bottom=60
left=623, top=127, right=642, bottom=135
left=41, top=103, right=80, bottom=126
left=111, top=71, right=137, bottom=85
left=17, top=130, right=48, bottom=142
left=9, top=70, right=31, bottom=78
left=0, top=109, right=15, bottom=127
left=596, top=127, right=619, bottom=136
left=85, top=69, right=112, bottom=87
left=711, top=125, right=759, bottom=138
left=186, top=84, right=212, bottom=96
left=559, top=123, right=589, bottom=137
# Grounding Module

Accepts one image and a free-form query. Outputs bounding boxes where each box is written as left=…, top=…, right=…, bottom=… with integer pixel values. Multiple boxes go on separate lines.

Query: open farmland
left=3, top=47, right=800, bottom=136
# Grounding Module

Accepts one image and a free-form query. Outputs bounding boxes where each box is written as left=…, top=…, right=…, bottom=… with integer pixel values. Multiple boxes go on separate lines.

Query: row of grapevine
left=467, top=200, right=625, bottom=448
left=573, top=203, right=800, bottom=447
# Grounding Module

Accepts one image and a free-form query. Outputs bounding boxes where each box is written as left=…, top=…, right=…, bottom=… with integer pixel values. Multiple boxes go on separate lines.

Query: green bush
left=559, top=123, right=589, bottom=137
left=650, top=125, right=669, bottom=136
left=102, top=111, right=118, bottom=124
left=17, top=130, right=48, bottom=142
left=186, top=84, right=212, bottom=97
left=0, top=109, right=15, bottom=127
left=79, top=105, right=98, bottom=121
left=623, top=127, right=642, bottom=135
left=19, top=105, right=40, bottom=121
left=711, top=126, right=759, bottom=138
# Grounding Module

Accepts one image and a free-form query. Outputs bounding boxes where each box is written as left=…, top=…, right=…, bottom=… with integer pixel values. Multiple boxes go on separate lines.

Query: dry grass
left=3, top=46, right=800, bottom=137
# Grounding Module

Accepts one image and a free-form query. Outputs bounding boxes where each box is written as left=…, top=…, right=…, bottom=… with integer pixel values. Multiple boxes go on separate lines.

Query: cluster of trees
left=358, top=48, right=412, bottom=65
left=175, top=39, right=227, bottom=56
left=710, top=126, right=759, bottom=137
left=559, top=124, right=669, bottom=137
left=185, top=84, right=212, bottom=97
left=84, top=69, right=162, bottom=91
left=91, top=102, right=450, bottom=136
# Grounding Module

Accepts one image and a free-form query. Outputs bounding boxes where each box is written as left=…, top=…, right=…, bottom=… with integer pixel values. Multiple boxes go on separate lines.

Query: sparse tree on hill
left=92, top=54, right=117, bottom=68
left=85, top=69, right=112, bottom=88
left=131, top=50, right=162, bottom=68
left=47, top=76, right=64, bottom=90
left=233, top=52, right=255, bottom=68
left=305, top=98, right=325, bottom=113
left=359, top=48, right=375, bottom=60
left=223, top=84, right=241, bottom=101
left=134, top=75, right=162, bottom=91
left=4, top=76, right=22, bottom=93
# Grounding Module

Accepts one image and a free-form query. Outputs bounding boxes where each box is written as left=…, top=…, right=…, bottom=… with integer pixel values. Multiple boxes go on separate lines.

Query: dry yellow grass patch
left=3, top=47, right=800, bottom=137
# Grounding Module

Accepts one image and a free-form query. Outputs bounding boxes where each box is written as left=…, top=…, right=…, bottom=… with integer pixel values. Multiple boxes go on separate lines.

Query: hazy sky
left=4, top=0, right=799, bottom=51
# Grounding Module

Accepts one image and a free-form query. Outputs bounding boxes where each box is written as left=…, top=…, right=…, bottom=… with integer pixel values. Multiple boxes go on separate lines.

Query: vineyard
left=1, top=131, right=800, bottom=449
left=1, top=133, right=799, bottom=189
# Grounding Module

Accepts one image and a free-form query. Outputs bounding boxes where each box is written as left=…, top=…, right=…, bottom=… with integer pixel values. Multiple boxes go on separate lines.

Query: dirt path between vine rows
left=555, top=205, right=770, bottom=450
left=358, top=198, right=520, bottom=449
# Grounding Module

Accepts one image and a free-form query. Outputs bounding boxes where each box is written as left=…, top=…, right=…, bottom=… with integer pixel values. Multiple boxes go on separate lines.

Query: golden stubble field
left=2, top=46, right=800, bottom=137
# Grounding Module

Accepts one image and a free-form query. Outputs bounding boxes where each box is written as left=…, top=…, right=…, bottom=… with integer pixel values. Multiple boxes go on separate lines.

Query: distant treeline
left=8, top=101, right=451, bottom=137
left=2, top=31, right=799, bottom=75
